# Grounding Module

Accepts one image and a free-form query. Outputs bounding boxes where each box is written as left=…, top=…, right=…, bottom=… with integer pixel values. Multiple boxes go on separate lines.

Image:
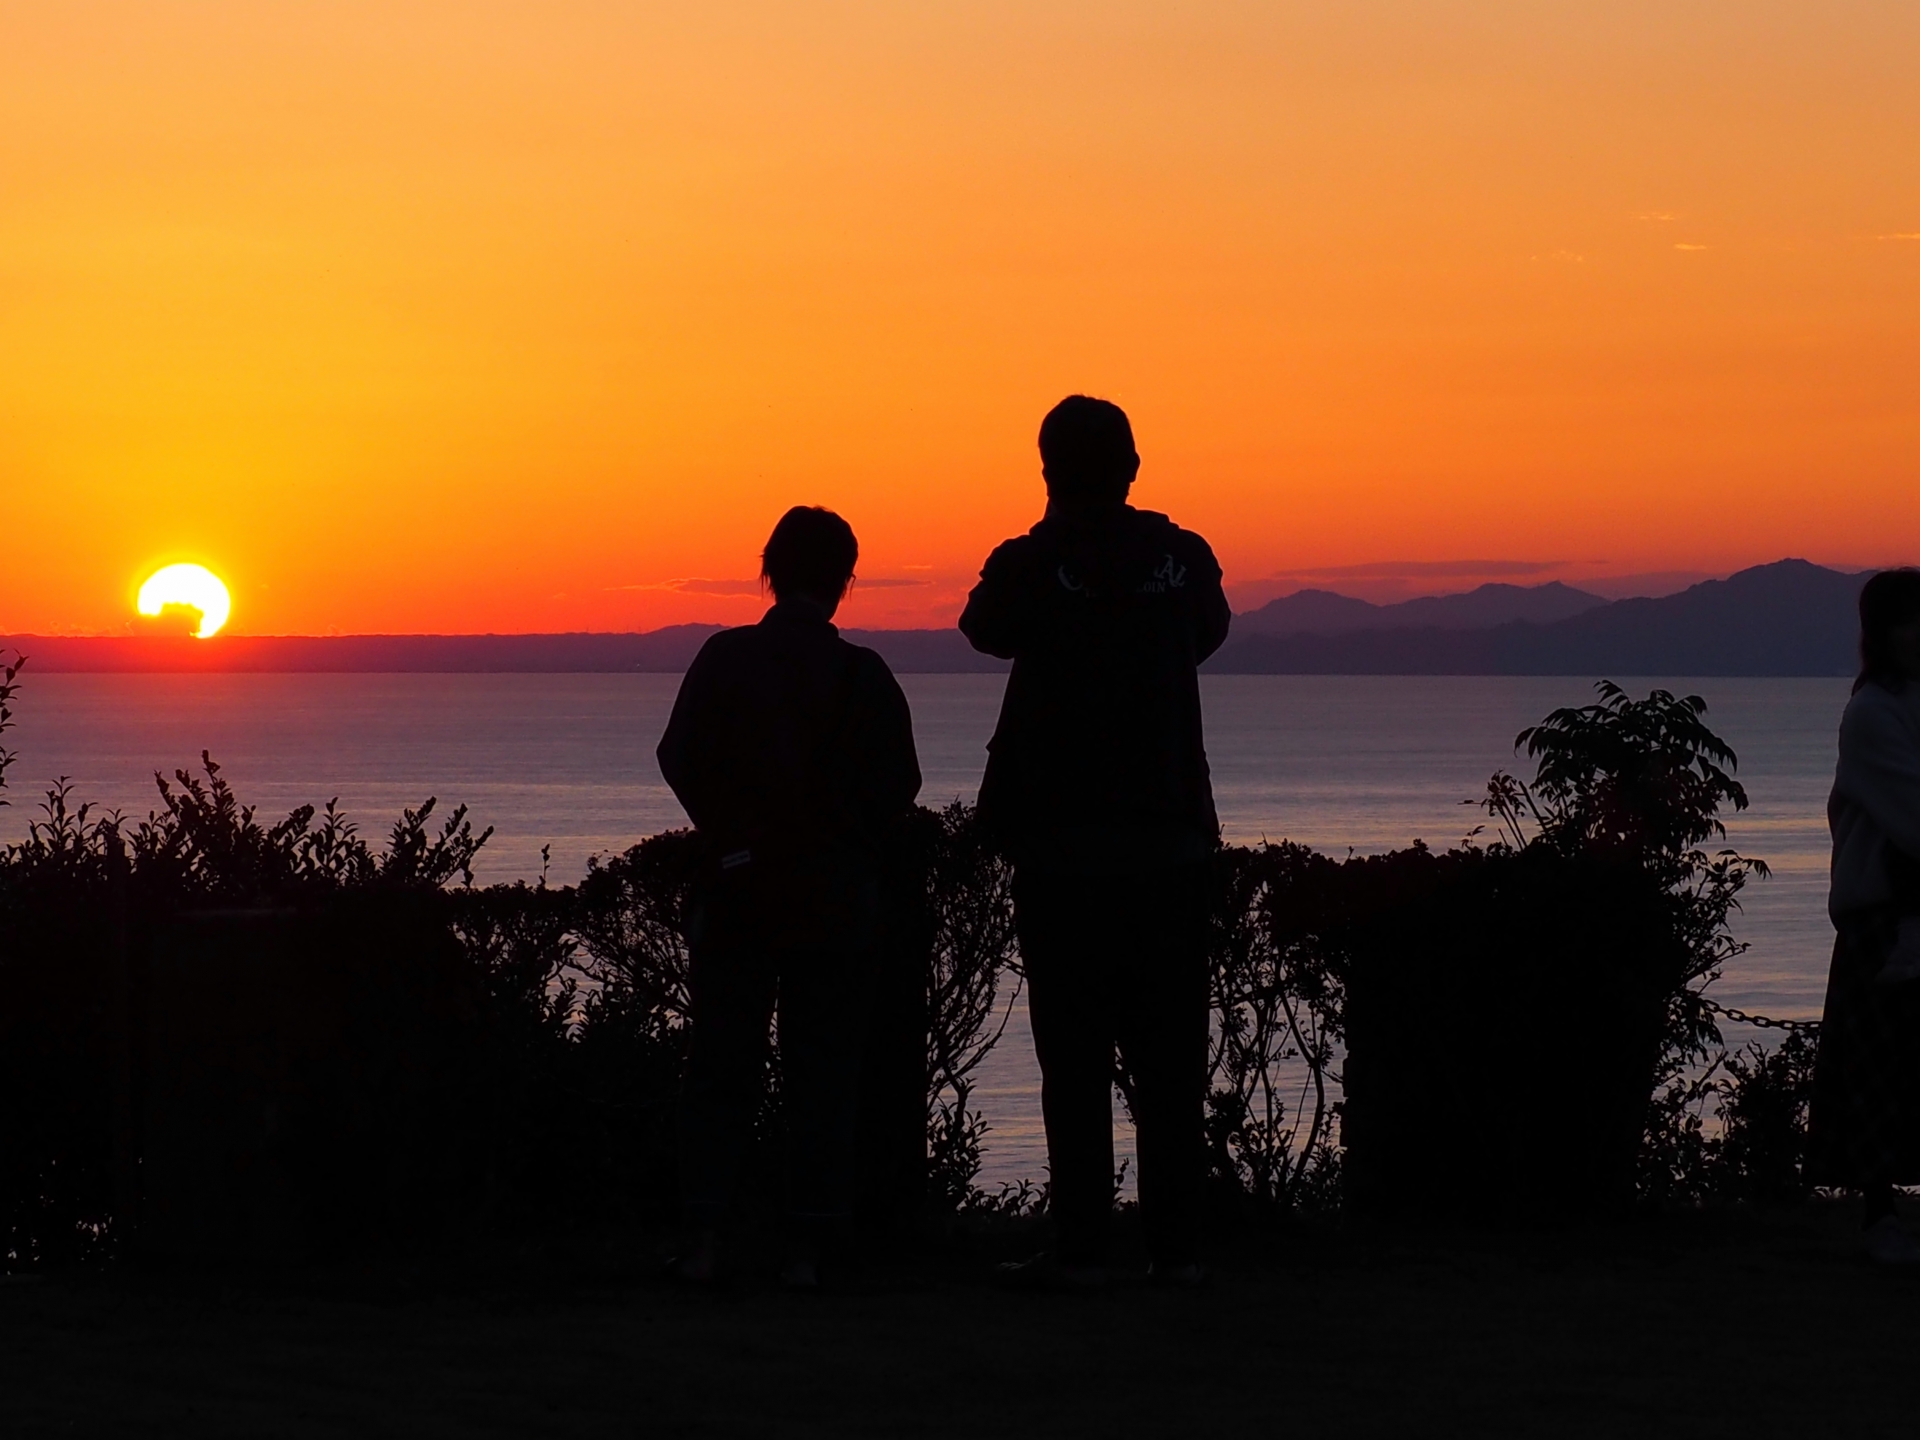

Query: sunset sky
left=3, top=1, right=1917, bottom=635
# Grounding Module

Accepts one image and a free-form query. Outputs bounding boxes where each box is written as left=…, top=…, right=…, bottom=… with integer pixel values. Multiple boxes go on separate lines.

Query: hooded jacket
left=1830, top=677, right=1920, bottom=922
left=959, top=504, right=1230, bottom=871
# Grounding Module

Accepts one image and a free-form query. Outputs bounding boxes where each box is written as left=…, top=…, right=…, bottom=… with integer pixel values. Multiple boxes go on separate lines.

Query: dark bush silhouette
left=0, top=652, right=20, bottom=797
left=909, top=803, right=1020, bottom=1211
left=1202, top=841, right=1344, bottom=1217
left=1712, top=1031, right=1818, bottom=1201
left=0, top=671, right=1812, bottom=1272
left=1337, top=841, right=1685, bottom=1215
left=1337, top=685, right=1769, bottom=1215
left=0, top=747, right=499, bottom=1268
left=0, top=722, right=1021, bottom=1264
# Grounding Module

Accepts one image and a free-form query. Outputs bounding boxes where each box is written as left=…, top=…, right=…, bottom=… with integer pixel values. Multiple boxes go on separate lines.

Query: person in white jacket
left=1811, top=568, right=1920, bottom=1265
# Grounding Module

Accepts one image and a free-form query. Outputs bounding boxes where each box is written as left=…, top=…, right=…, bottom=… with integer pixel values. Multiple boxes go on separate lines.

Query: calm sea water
left=0, top=672, right=1849, bottom=1185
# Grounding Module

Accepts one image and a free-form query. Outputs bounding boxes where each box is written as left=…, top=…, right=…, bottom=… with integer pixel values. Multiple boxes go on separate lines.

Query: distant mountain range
left=1234, top=580, right=1608, bottom=635
left=1204, top=559, right=1867, bottom=675
left=0, top=559, right=1879, bottom=676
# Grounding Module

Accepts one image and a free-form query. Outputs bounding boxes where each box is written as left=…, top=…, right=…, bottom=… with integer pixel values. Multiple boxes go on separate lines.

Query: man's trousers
left=1012, top=862, right=1211, bottom=1267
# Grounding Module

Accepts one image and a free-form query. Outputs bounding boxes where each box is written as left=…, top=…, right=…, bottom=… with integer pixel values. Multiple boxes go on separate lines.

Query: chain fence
left=1697, top=994, right=1823, bottom=1034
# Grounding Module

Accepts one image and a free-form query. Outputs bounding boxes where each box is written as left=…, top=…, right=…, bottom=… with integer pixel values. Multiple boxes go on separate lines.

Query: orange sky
left=3, top=1, right=1917, bottom=634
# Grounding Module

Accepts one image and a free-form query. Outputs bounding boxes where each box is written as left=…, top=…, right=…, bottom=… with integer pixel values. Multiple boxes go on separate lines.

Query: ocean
left=0, top=671, right=1848, bottom=1185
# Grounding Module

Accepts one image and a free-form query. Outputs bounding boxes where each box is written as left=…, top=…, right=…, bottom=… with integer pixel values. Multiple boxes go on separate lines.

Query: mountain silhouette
left=1236, top=581, right=1606, bottom=636
left=1203, top=559, right=1867, bottom=675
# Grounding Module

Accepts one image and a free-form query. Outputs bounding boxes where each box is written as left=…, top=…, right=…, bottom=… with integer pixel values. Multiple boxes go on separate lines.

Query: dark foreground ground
left=3, top=1202, right=1915, bottom=1438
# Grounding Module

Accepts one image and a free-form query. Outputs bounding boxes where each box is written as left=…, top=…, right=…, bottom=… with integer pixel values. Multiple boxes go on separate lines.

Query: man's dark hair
left=1039, top=395, right=1138, bottom=502
left=761, top=506, right=858, bottom=602
left=1857, top=568, right=1920, bottom=693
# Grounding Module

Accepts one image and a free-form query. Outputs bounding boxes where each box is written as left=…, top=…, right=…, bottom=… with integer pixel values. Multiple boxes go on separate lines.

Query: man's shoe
left=1147, top=1261, right=1210, bottom=1289
left=1863, top=1215, right=1920, bottom=1267
left=993, top=1253, right=1109, bottom=1293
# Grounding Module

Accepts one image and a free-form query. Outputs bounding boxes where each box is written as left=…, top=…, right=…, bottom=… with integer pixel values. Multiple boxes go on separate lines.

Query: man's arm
left=1185, top=533, right=1232, bottom=663
left=958, top=539, right=1033, bottom=660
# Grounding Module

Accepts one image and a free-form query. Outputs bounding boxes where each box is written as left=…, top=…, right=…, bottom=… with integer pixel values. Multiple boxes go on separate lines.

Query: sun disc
left=137, top=564, right=232, bottom=639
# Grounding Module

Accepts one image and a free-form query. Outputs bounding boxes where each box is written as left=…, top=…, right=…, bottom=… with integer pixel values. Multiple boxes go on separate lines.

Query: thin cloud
left=1264, top=560, right=1562, bottom=582
left=1634, top=212, right=1676, bottom=222
left=1875, top=233, right=1920, bottom=241
left=604, top=574, right=931, bottom=595
left=1674, top=243, right=1709, bottom=251
left=605, top=578, right=762, bottom=596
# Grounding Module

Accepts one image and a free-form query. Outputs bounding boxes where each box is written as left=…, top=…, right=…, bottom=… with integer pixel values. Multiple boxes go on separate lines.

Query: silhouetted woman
left=657, top=506, right=921, bottom=1286
left=1811, top=568, right=1920, bottom=1265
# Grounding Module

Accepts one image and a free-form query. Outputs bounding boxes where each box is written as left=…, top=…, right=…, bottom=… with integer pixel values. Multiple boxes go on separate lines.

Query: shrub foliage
left=0, top=673, right=1813, bottom=1271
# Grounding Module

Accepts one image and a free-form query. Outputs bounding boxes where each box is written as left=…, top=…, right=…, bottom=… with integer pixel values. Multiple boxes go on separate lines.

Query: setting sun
left=136, top=563, right=231, bottom=639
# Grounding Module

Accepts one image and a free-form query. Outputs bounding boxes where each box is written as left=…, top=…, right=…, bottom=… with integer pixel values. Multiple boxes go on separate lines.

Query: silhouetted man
left=658, top=506, right=921, bottom=1287
left=961, top=396, right=1230, bottom=1287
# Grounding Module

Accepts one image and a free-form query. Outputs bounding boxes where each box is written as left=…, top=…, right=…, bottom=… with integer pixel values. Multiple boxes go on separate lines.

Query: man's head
left=761, top=505, right=859, bottom=611
left=1039, top=395, right=1139, bottom=504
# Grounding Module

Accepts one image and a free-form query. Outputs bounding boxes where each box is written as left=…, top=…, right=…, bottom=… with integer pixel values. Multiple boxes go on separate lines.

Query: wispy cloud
left=1634, top=212, right=1676, bottom=222
left=605, top=577, right=762, bottom=596
left=1674, top=243, right=1709, bottom=251
left=604, top=574, right=932, bottom=596
left=1875, top=233, right=1920, bottom=241
left=1263, top=559, right=1562, bottom=582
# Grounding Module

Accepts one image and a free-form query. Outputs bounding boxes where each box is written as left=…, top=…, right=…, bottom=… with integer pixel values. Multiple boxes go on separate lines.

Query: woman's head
left=1856, top=568, right=1920, bottom=692
left=761, top=506, right=858, bottom=611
